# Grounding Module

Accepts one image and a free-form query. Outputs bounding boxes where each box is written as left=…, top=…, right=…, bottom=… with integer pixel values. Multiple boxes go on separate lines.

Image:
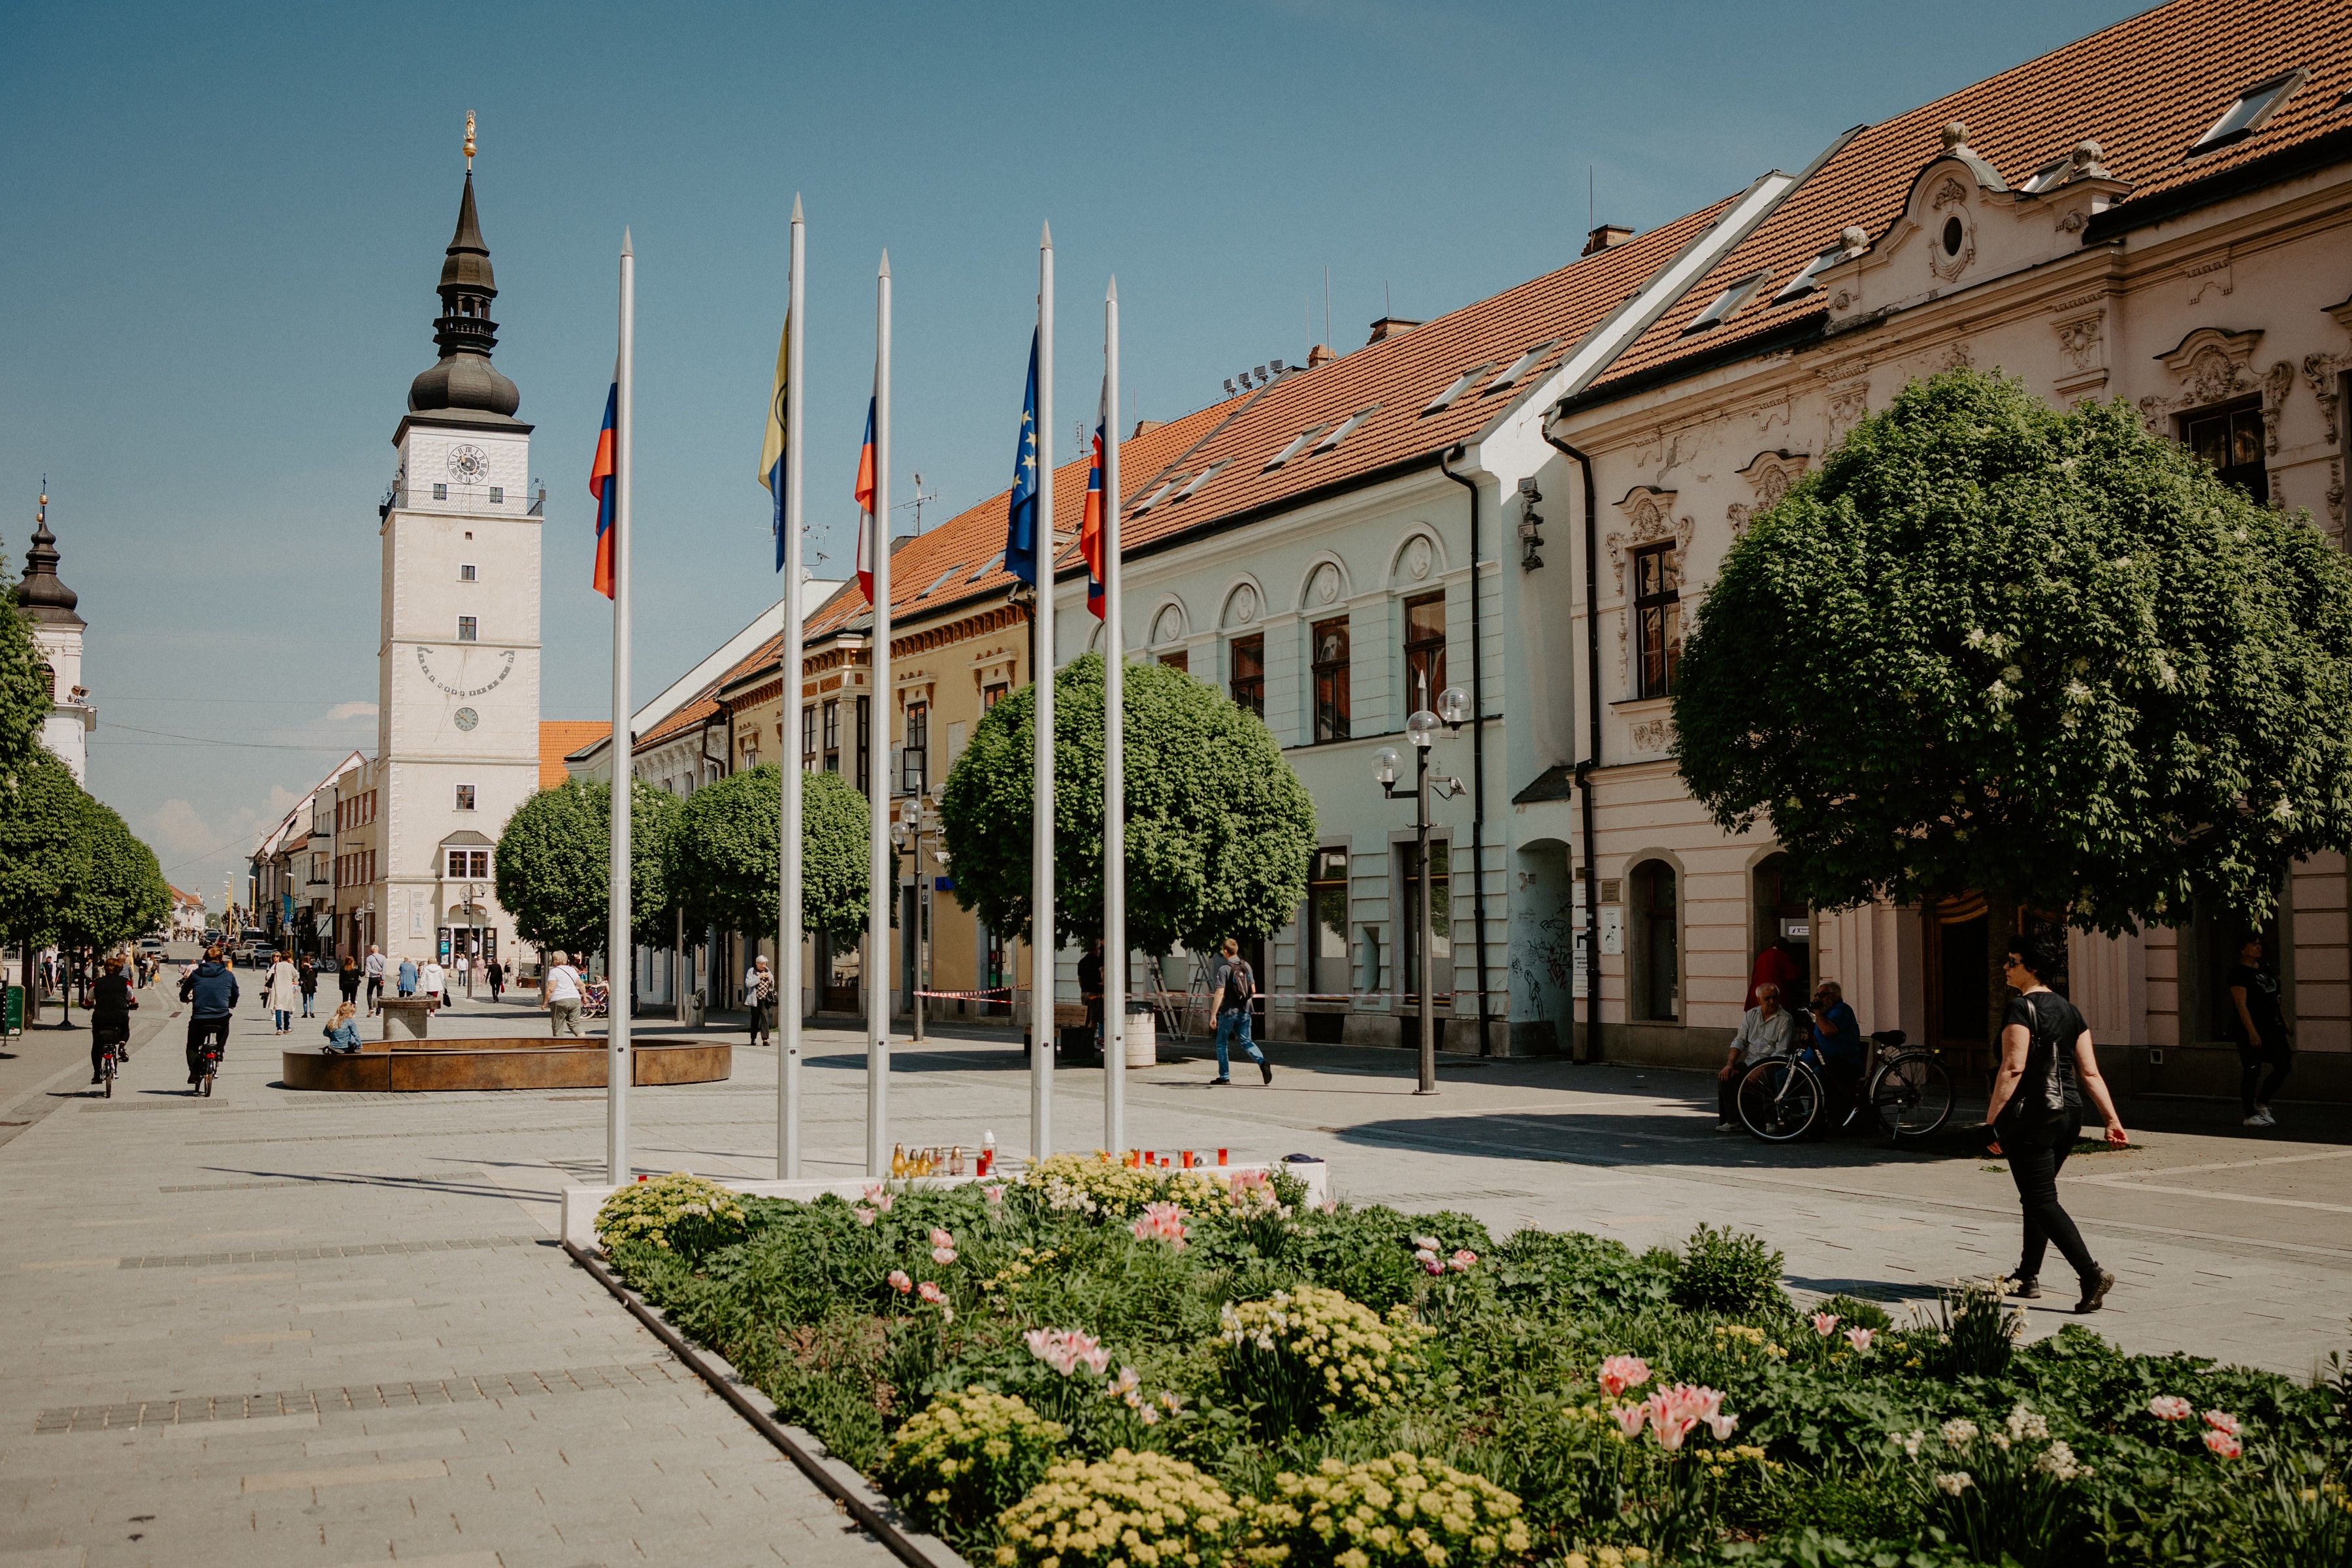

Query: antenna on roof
left=1588, top=163, right=1594, bottom=235
left=892, top=471, right=938, bottom=535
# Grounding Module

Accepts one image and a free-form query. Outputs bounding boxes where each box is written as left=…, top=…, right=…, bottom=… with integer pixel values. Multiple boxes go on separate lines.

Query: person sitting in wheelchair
left=1716, top=982, right=1797, bottom=1132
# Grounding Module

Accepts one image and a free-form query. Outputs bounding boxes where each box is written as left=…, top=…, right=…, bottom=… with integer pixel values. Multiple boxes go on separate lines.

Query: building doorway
left=815, top=931, right=860, bottom=1014
left=1750, top=853, right=1810, bottom=1002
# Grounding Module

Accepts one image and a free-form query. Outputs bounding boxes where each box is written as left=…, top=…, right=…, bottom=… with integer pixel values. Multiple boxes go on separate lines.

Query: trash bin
left=1122, top=1002, right=1156, bottom=1068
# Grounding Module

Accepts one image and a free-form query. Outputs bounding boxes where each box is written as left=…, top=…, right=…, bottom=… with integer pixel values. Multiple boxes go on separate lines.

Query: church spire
left=408, top=114, right=521, bottom=423
left=17, top=487, right=83, bottom=627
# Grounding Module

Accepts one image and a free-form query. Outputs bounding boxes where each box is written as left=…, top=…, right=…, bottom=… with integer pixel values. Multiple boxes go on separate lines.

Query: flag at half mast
left=758, top=314, right=790, bottom=573
left=1005, top=329, right=1041, bottom=585
left=853, top=393, right=877, bottom=603
left=1079, top=376, right=1109, bottom=620
left=589, top=378, right=618, bottom=598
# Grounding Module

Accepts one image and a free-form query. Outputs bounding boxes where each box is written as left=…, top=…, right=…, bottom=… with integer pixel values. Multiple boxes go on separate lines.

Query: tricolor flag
left=853, top=395, right=877, bottom=604
left=1079, top=378, right=1108, bottom=620
left=589, top=378, right=618, bottom=598
left=758, top=314, right=791, bottom=574
left=1005, top=330, right=1041, bottom=585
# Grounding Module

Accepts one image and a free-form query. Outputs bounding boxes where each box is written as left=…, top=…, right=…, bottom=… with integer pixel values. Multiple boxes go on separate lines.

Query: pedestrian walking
left=297, top=955, right=319, bottom=1017
left=338, top=954, right=363, bottom=1009
left=264, top=953, right=300, bottom=1035
left=1079, top=938, right=1105, bottom=1061
left=455, top=951, right=470, bottom=996
left=179, top=943, right=237, bottom=1088
left=486, top=958, right=504, bottom=1002
left=365, top=945, right=386, bottom=1015
left=420, top=957, right=446, bottom=1009
left=1987, top=934, right=2125, bottom=1313
left=396, top=955, right=419, bottom=998
left=1716, top=982, right=1796, bottom=1130
left=89, top=955, right=137, bottom=1083
left=544, top=951, right=585, bottom=1037
left=1207, top=938, right=1270, bottom=1085
left=744, top=955, right=775, bottom=1047
left=2228, top=936, right=2293, bottom=1128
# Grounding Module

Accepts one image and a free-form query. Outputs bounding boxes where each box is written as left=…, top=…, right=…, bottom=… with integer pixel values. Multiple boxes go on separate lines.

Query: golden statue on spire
left=464, top=110, right=477, bottom=170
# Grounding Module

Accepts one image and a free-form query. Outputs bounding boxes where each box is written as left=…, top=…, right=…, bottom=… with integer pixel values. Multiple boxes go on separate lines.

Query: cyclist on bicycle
left=180, top=943, right=238, bottom=1088
left=1716, top=982, right=1796, bottom=1131
left=90, top=954, right=137, bottom=1083
left=1808, top=979, right=1865, bottom=1126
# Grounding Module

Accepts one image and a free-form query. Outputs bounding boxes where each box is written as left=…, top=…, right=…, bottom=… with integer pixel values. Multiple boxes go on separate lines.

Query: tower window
left=457, top=615, right=478, bottom=642
left=433, top=483, right=449, bottom=500
left=455, top=784, right=477, bottom=811
left=459, top=563, right=478, bottom=582
left=489, top=486, right=504, bottom=504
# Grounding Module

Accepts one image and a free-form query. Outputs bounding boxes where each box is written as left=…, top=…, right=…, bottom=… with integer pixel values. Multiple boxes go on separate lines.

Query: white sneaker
left=2255, top=1109, right=2278, bottom=1127
left=1715, top=1121, right=1739, bottom=1133
left=2243, top=1113, right=2272, bottom=1128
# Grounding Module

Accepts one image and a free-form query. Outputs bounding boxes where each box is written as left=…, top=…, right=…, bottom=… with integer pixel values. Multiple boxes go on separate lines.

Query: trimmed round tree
left=492, top=777, right=680, bottom=963
left=0, top=583, right=48, bottom=783
left=58, top=789, right=171, bottom=953
left=938, top=651, right=1315, bottom=955
left=667, top=764, right=877, bottom=945
left=1676, top=368, right=2352, bottom=1024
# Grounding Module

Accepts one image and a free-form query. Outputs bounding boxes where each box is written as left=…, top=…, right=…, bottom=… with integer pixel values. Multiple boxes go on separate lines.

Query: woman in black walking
left=1986, top=934, right=2126, bottom=1313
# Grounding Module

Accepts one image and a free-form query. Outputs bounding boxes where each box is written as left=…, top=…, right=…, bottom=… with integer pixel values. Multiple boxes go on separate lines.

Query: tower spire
left=18, top=485, right=82, bottom=626
left=407, top=118, right=521, bottom=423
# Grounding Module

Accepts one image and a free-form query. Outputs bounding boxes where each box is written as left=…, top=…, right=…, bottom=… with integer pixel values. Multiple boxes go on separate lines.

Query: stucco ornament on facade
left=2303, top=349, right=2348, bottom=531
left=1629, top=717, right=1673, bottom=755
left=1927, top=177, right=1976, bottom=284
left=1225, top=582, right=1259, bottom=627
left=1405, top=536, right=1434, bottom=581
left=1608, top=489, right=1690, bottom=698
left=2138, top=326, right=2266, bottom=434
left=1309, top=562, right=1342, bottom=606
left=1727, top=449, right=1810, bottom=535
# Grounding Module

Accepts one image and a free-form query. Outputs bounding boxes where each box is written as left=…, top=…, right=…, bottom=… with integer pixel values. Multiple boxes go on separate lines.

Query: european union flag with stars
left=1005, top=329, right=1041, bottom=585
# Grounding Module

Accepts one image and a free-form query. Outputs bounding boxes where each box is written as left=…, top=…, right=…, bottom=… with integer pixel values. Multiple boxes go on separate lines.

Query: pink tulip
left=917, top=1281, right=947, bottom=1305
left=984, top=1184, right=1006, bottom=1205
left=932, top=1246, right=957, bottom=1265
left=1705, top=1411, right=1739, bottom=1441
left=1637, top=1384, right=1733, bottom=1452
left=1845, top=1327, right=1876, bottom=1354
left=1449, top=1249, right=1477, bottom=1272
left=2147, top=1396, right=2191, bottom=1421
left=1597, top=1355, right=1652, bottom=1399
left=929, top=1228, right=954, bottom=1249
left=887, top=1269, right=912, bottom=1294
left=1609, top=1403, right=1648, bottom=1438
left=2203, top=1428, right=2242, bottom=1459
left=1130, top=1201, right=1190, bottom=1250
left=2202, top=1411, right=2241, bottom=1436
left=853, top=1206, right=877, bottom=1227
left=1811, top=1312, right=1840, bottom=1336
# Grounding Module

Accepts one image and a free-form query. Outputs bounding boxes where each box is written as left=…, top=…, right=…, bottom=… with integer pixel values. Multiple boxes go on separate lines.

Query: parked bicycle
left=1737, top=1027, right=1953, bottom=1143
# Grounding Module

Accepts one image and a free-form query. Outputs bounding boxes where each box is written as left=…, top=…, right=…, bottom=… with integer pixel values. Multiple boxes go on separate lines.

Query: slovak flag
left=1079, top=378, right=1108, bottom=620
left=853, top=394, right=877, bottom=604
left=589, top=378, right=618, bottom=599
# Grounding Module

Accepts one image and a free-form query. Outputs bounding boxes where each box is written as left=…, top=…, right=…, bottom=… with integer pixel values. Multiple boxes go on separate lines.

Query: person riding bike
left=180, top=943, right=239, bottom=1089
left=90, top=954, right=137, bottom=1083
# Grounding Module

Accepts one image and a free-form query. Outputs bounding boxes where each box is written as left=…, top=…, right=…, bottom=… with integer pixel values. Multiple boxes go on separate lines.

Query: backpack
left=1221, top=960, right=1255, bottom=1013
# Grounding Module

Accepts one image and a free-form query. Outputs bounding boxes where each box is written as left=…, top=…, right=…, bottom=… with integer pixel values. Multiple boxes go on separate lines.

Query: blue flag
left=1005, top=329, right=1041, bottom=585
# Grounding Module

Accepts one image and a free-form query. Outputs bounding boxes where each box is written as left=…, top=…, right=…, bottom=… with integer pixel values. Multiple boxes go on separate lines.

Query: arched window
left=1631, top=859, right=1679, bottom=1021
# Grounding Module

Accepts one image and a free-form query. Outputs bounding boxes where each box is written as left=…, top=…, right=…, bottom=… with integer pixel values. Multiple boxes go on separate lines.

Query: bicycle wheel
left=1738, top=1058, right=1825, bottom=1143
left=102, top=1049, right=115, bottom=1098
left=1872, top=1051, right=1953, bottom=1138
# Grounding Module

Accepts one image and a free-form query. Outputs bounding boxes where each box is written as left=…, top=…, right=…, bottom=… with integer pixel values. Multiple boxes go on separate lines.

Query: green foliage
left=1673, top=1224, right=1788, bottom=1316
left=883, top=1386, right=1066, bottom=1539
left=939, top=651, right=1315, bottom=952
left=1812, top=1296, right=1894, bottom=1334
left=0, top=585, right=48, bottom=783
left=0, top=751, right=153, bottom=952
left=1916, top=1281, right=2020, bottom=1380
left=1675, top=368, right=2352, bottom=933
left=994, top=1449, right=1241, bottom=1568
left=666, top=764, right=877, bottom=943
left=57, top=789, right=171, bottom=951
left=1491, top=1230, right=1676, bottom=1316
left=593, top=1171, right=748, bottom=1255
left=1217, top=1284, right=1429, bottom=1433
left=1238, top=1452, right=1533, bottom=1568
left=492, top=776, right=678, bottom=960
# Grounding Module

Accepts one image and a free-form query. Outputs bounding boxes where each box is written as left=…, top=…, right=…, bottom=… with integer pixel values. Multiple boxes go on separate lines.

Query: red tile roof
left=1590, top=0, right=2352, bottom=396
left=540, top=720, right=610, bottom=787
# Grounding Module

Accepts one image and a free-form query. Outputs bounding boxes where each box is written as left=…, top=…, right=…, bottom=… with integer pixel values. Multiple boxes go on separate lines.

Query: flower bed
left=598, top=1164, right=2349, bottom=1566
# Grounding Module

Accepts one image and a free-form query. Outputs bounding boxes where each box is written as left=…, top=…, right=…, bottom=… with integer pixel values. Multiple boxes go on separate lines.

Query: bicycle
left=1737, top=1028, right=1954, bottom=1143
left=95, top=1034, right=123, bottom=1098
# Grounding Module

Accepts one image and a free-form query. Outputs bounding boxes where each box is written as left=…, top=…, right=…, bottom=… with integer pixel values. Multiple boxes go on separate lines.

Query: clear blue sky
left=1, top=0, right=2144, bottom=903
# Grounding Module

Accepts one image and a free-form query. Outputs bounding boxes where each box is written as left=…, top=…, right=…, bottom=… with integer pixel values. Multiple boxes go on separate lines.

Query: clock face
left=453, top=707, right=480, bottom=732
left=447, top=444, right=491, bottom=484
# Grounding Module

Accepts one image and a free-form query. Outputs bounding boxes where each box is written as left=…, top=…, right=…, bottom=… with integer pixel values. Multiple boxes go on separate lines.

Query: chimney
left=1582, top=223, right=1635, bottom=257
left=1366, top=316, right=1423, bottom=345
left=1130, top=418, right=1164, bottom=437
left=1307, top=343, right=1335, bottom=368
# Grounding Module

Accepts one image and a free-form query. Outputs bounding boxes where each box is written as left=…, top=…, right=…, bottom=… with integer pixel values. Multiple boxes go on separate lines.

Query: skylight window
left=918, top=565, right=963, bottom=597
left=1772, top=247, right=1845, bottom=302
left=1484, top=340, right=1562, bottom=395
left=1132, top=476, right=1183, bottom=514
left=1264, top=427, right=1330, bottom=472
left=966, top=551, right=1004, bottom=582
left=2188, top=69, right=2306, bottom=155
left=1422, top=363, right=1495, bottom=416
left=2019, top=155, right=2074, bottom=195
left=1175, top=460, right=1230, bottom=500
left=1681, top=269, right=1775, bottom=335
left=1312, top=406, right=1380, bottom=454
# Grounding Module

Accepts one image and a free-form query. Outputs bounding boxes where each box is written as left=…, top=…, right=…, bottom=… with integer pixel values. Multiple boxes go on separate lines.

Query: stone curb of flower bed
left=564, top=1239, right=972, bottom=1568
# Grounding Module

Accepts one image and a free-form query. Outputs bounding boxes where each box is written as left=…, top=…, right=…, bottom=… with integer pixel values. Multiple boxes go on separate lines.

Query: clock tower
left=370, top=137, right=540, bottom=972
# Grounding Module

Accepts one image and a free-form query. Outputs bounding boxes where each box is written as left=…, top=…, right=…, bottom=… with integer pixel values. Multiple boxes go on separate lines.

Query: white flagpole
left=866, top=252, right=894, bottom=1179
left=606, top=230, right=636, bottom=1186
left=1103, top=277, right=1125, bottom=1158
left=779, top=196, right=806, bottom=1179
left=1031, top=224, right=1055, bottom=1165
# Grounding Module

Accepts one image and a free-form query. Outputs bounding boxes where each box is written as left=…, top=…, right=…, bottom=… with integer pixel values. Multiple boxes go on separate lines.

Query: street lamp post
left=1373, top=684, right=1471, bottom=1096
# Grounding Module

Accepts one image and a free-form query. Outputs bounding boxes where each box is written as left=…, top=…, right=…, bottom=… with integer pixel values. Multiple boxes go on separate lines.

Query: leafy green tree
left=939, top=651, right=1316, bottom=954
left=492, top=777, right=680, bottom=962
left=1676, top=370, right=2352, bottom=975
left=57, top=789, right=171, bottom=951
left=668, top=764, right=877, bottom=945
left=0, top=752, right=82, bottom=1001
left=0, top=585, right=46, bottom=784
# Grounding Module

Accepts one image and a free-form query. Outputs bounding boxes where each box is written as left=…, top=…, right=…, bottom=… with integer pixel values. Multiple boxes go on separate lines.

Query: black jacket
left=180, top=959, right=239, bottom=1018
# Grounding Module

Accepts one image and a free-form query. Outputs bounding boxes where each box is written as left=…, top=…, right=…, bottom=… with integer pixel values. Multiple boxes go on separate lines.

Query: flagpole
left=779, top=195, right=806, bottom=1179
left=866, top=251, right=894, bottom=1179
left=1102, top=276, right=1124, bottom=1158
left=1032, top=223, right=1055, bottom=1166
left=606, top=229, right=636, bottom=1186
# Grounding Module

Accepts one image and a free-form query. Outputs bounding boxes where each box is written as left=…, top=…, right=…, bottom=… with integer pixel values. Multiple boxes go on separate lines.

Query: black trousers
left=2238, top=1041, right=2292, bottom=1115
left=2002, top=1111, right=2097, bottom=1286
left=91, top=1020, right=129, bottom=1075
left=186, top=1015, right=229, bottom=1082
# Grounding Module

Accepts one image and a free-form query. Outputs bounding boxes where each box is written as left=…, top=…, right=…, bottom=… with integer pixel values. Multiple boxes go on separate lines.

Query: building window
left=822, top=699, right=841, bottom=772
left=1399, top=839, right=1451, bottom=1000
left=1308, top=847, right=1349, bottom=998
left=857, top=695, right=872, bottom=794
left=1230, top=634, right=1265, bottom=718
left=433, top=483, right=448, bottom=500
left=454, top=783, right=476, bottom=811
left=983, top=681, right=1009, bottom=710
left=446, top=849, right=489, bottom=879
left=903, top=701, right=928, bottom=794
left=1631, top=859, right=1680, bottom=1021
left=2182, top=400, right=2269, bottom=505
left=802, top=705, right=817, bottom=772
left=457, top=615, right=478, bottom=642
left=1311, top=618, right=1350, bottom=742
left=1403, top=591, right=1446, bottom=713
left=459, top=563, right=478, bottom=581
left=489, top=486, right=504, bottom=504
left=1160, top=649, right=1189, bottom=675
left=1631, top=543, right=1680, bottom=699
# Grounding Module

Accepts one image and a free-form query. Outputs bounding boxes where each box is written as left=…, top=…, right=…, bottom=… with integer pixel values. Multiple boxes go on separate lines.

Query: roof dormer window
left=1681, top=269, right=1775, bottom=335
left=1132, top=476, right=1183, bottom=514
left=1773, top=246, right=1846, bottom=302
left=1175, top=460, right=1230, bottom=500
left=1484, top=340, right=1562, bottom=396
left=1422, top=363, right=1495, bottom=416
left=1312, top=406, right=1380, bottom=454
left=2187, top=69, right=2306, bottom=156
left=918, top=566, right=962, bottom=597
left=1264, top=427, right=1329, bottom=472
left=966, top=551, right=1003, bottom=582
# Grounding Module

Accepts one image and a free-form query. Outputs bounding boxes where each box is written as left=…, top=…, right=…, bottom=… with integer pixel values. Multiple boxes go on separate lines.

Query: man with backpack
left=1208, top=938, right=1270, bottom=1086
left=179, top=943, right=239, bottom=1088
